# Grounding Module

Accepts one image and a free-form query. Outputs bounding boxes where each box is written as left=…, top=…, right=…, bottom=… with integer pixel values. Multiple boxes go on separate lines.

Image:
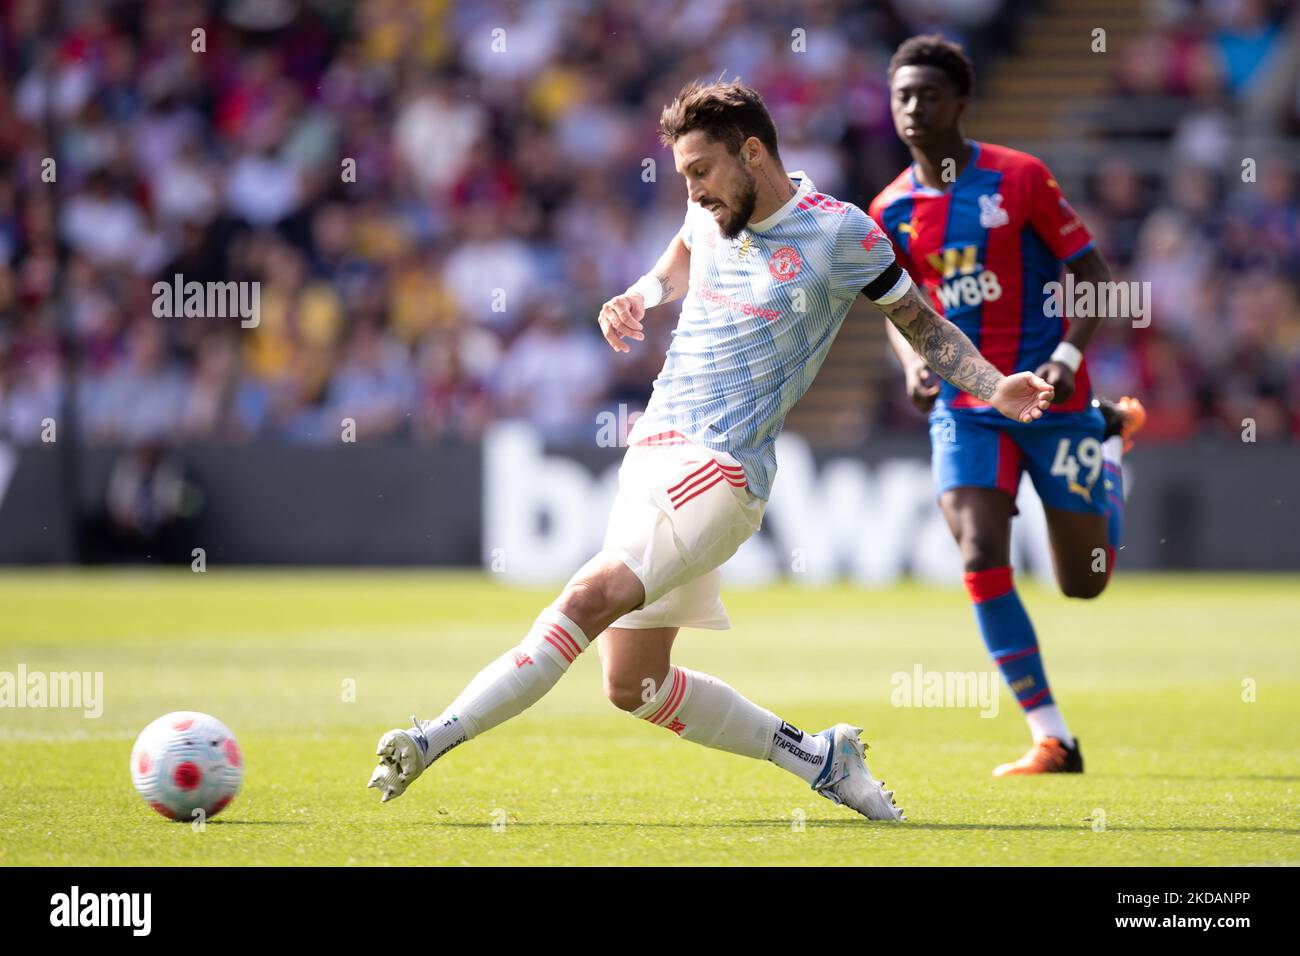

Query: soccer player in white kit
left=368, top=79, right=1055, bottom=821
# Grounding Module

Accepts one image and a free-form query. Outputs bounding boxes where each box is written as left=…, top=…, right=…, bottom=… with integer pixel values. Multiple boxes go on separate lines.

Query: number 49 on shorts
left=1050, top=435, right=1103, bottom=502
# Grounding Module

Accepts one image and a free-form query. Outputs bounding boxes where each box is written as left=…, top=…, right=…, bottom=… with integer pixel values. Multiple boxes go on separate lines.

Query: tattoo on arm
left=653, top=270, right=676, bottom=302
left=648, top=236, right=690, bottom=305
left=877, top=285, right=1001, bottom=401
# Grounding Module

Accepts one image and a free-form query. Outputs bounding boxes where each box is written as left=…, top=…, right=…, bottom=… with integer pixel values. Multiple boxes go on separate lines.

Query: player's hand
left=990, top=371, right=1054, bottom=423
left=903, top=361, right=940, bottom=413
left=598, top=293, right=646, bottom=353
left=1034, top=360, right=1075, bottom=405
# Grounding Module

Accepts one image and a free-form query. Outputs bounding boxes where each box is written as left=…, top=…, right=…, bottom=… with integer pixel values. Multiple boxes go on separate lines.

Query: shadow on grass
left=1132, top=774, right=1300, bottom=783
left=381, top=820, right=1300, bottom=834
left=207, top=820, right=312, bottom=826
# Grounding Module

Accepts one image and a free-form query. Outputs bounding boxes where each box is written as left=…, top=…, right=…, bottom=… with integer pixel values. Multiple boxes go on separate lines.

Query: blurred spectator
left=81, top=318, right=188, bottom=444
left=0, top=0, right=1295, bottom=451
left=324, top=319, right=414, bottom=441
left=493, top=300, right=611, bottom=442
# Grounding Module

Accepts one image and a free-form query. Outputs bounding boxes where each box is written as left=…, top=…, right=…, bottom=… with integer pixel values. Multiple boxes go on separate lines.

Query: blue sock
left=964, top=566, right=1053, bottom=712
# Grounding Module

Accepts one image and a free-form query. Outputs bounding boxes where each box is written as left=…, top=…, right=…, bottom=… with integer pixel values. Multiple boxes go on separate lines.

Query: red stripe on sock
left=648, top=668, right=685, bottom=725
left=963, top=566, right=1014, bottom=604
left=542, top=633, right=574, bottom=664
left=995, top=646, right=1039, bottom=666
left=545, top=624, right=580, bottom=657
left=1020, top=688, right=1051, bottom=710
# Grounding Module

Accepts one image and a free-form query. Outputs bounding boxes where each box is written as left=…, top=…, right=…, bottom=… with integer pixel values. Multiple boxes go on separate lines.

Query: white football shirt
left=628, top=172, right=911, bottom=499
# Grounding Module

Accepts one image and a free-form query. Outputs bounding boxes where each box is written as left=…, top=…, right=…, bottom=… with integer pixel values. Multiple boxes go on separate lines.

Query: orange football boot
left=992, top=736, right=1084, bottom=777
left=1094, top=396, right=1146, bottom=453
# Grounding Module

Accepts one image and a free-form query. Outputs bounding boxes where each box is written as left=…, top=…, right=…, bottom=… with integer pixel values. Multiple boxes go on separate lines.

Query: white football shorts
left=602, top=434, right=765, bottom=630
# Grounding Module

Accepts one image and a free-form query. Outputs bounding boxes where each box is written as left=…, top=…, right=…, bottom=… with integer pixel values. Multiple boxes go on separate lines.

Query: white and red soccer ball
left=131, top=711, right=242, bottom=821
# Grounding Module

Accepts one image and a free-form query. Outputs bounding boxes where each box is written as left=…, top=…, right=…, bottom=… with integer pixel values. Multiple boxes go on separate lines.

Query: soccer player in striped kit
left=369, top=78, right=1056, bottom=818
left=870, top=36, right=1147, bottom=776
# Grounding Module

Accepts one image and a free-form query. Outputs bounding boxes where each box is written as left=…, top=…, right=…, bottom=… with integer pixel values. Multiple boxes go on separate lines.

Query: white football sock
left=1103, top=434, right=1124, bottom=469
left=1025, top=704, right=1074, bottom=748
left=768, top=720, right=832, bottom=784
left=633, top=666, right=776, bottom=758
left=420, top=609, right=589, bottom=767
left=632, top=666, right=829, bottom=784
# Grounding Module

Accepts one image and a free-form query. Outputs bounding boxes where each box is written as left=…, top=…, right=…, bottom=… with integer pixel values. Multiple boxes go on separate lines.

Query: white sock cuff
left=1025, top=703, right=1073, bottom=747
left=1102, top=434, right=1124, bottom=467
left=522, top=609, right=590, bottom=669
left=632, top=665, right=689, bottom=725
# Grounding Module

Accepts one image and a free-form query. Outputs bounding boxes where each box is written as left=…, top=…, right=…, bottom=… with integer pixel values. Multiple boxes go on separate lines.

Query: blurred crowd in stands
left=1, top=0, right=1298, bottom=449
left=1086, top=0, right=1300, bottom=442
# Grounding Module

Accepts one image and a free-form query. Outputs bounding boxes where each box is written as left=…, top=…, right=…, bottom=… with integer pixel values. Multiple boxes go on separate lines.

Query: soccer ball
left=130, top=711, right=242, bottom=822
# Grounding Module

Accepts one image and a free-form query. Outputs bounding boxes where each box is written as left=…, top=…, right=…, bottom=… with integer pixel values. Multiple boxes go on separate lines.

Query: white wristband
left=1050, top=341, right=1082, bottom=373
left=627, top=274, right=663, bottom=309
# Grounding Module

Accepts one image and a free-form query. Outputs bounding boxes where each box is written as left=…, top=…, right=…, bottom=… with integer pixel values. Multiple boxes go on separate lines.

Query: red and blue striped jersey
left=869, top=141, right=1094, bottom=414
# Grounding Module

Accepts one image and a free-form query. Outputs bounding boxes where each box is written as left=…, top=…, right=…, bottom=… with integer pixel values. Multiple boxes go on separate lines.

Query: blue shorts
left=928, top=407, right=1108, bottom=515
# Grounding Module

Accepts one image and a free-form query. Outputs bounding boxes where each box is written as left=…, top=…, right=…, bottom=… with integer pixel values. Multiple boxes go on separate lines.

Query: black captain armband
left=862, top=262, right=904, bottom=303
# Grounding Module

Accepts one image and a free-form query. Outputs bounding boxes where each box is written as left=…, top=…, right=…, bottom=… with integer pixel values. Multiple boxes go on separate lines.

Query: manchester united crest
left=768, top=245, right=802, bottom=281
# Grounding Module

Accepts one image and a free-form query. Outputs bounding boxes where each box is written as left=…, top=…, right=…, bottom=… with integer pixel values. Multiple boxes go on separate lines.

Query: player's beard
left=714, top=168, right=758, bottom=240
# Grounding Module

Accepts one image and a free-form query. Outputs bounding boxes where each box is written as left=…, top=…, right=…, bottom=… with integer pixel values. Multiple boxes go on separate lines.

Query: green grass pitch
left=0, top=570, right=1296, bottom=866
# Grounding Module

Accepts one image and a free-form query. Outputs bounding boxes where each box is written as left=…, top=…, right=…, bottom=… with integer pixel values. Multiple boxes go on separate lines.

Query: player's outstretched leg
left=599, top=626, right=903, bottom=821
left=965, top=560, right=1083, bottom=777
left=987, top=397, right=1144, bottom=777
left=367, top=554, right=644, bottom=802
left=940, top=486, right=1082, bottom=776
left=1042, top=395, right=1147, bottom=601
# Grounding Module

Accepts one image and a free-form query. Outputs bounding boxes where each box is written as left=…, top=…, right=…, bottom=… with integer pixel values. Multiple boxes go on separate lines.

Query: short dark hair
left=888, top=34, right=975, bottom=98
left=658, top=77, right=781, bottom=161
